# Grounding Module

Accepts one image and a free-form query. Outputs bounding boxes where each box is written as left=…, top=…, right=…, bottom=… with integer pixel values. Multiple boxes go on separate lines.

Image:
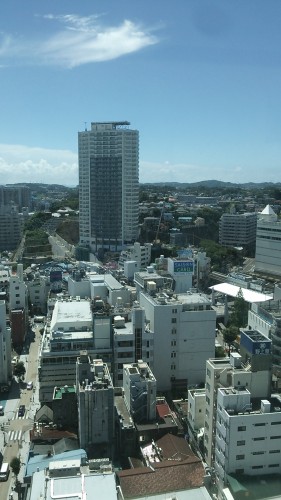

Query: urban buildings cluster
left=0, top=121, right=281, bottom=499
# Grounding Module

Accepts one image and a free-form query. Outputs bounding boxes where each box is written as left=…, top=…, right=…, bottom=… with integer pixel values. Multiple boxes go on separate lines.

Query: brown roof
left=117, top=459, right=205, bottom=498
left=155, top=433, right=196, bottom=461
left=156, top=402, right=170, bottom=419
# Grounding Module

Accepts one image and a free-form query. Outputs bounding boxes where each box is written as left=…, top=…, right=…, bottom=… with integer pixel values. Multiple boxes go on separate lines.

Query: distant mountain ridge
left=141, top=180, right=281, bottom=189
left=9, top=180, right=281, bottom=190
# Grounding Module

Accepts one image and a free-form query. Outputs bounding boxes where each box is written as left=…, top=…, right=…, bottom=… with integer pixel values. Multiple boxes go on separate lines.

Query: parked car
left=0, top=406, right=4, bottom=416
left=26, top=381, right=33, bottom=390
left=18, top=405, right=25, bottom=417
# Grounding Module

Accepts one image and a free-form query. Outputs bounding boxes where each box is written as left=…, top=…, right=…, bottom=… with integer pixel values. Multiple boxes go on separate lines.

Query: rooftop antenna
left=84, top=122, right=87, bottom=131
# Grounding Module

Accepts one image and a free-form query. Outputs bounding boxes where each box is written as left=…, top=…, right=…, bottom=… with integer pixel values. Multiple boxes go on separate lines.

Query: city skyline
left=1, top=1, right=281, bottom=186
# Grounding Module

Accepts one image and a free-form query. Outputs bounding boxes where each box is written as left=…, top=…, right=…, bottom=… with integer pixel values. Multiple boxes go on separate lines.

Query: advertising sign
left=173, top=260, right=194, bottom=274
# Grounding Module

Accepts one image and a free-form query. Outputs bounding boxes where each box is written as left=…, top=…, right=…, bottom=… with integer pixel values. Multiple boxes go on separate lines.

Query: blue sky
left=1, top=0, right=281, bottom=186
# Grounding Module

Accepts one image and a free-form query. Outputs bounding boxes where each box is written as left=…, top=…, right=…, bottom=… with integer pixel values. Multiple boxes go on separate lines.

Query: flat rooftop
left=210, top=283, right=273, bottom=304
left=50, top=300, right=92, bottom=331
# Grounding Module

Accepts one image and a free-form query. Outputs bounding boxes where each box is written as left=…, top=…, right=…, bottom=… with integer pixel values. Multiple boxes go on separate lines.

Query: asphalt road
left=0, top=325, right=42, bottom=499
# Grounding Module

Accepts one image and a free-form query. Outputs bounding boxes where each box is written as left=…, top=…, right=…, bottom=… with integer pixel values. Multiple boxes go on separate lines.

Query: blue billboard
left=173, top=260, right=194, bottom=274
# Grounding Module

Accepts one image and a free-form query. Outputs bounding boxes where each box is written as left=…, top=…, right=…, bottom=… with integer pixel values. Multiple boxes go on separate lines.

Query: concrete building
left=255, top=204, right=281, bottom=276
left=138, top=287, right=216, bottom=392
left=119, top=242, right=152, bottom=272
left=215, top=388, right=281, bottom=490
left=0, top=184, right=31, bottom=210
left=38, top=298, right=108, bottom=402
left=219, top=212, right=257, bottom=248
left=123, top=360, right=157, bottom=424
left=78, top=121, right=139, bottom=253
left=187, top=388, right=206, bottom=442
left=248, top=285, right=281, bottom=370
left=9, top=264, right=28, bottom=345
left=26, top=273, right=50, bottom=314
left=0, top=204, right=22, bottom=251
left=0, top=300, right=12, bottom=388
left=113, top=302, right=153, bottom=386
left=76, top=353, right=114, bottom=454
left=204, top=330, right=272, bottom=468
left=29, top=457, right=118, bottom=500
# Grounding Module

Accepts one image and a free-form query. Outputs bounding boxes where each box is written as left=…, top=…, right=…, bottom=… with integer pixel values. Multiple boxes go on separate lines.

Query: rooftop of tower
left=90, top=121, right=130, bottom=129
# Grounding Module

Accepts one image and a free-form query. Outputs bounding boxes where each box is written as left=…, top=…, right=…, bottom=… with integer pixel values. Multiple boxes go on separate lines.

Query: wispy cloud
left=0, top=144, right=78, bottom=185
left=0, top=14, right=159, bottom=68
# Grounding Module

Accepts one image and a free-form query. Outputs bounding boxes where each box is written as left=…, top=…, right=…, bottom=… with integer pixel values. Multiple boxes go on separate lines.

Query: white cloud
left=0, top=144, right=78, bottom=185
left=0, top=15, right=159, bottom=68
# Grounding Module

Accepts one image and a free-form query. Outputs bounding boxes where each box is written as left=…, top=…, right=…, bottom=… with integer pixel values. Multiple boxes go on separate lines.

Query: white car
left=26, top=381, right=33, bottom=390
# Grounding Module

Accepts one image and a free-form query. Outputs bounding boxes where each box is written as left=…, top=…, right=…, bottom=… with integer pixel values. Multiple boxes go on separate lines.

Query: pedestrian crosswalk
left=6, top=429, right=23, bottom=442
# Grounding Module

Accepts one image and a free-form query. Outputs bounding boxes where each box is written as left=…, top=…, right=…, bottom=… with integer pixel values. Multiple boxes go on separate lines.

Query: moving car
left=26, top=381, right=33, bottom=390
left=18, top=404, right=25, bottom=417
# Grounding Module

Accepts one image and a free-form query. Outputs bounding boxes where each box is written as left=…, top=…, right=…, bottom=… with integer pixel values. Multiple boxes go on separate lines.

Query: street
left=0, top=325, right=42, bottom=499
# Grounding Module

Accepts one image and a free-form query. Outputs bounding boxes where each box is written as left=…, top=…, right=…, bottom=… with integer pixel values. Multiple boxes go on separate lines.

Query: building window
left=269, top=450, right=280, bottom=454
left=172, top=308, right=177, bottom=313
left=270, top=436, right=281, bottom=440
left=171, top=352, right=176, bottom=358
left=238, top=426, right=246, bottom=432
left=252, top=451, right=264, bottom=455
left=236, top=455, right=245, bottom=460
left=253, top=437, right=265, bottom=441
left=171, top=340, right=176, bottom=347
left=254, top=422, right=266, bottom=427
left=171, top=364, right=176, bottom=370
left=237, top=440, right=245, bottom=446
left=268, top=464, right=279, bottom=468
left=206, top=368, right=211, bottom=377
left=271, top=421, right=281, bottom=425
left=171, top=318, right=177, bottom=324
left=252, top=465, right=263, bottom=470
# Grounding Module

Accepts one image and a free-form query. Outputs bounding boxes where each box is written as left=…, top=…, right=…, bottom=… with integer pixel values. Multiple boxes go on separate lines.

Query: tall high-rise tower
left=78, top=121, right=139, bottom=253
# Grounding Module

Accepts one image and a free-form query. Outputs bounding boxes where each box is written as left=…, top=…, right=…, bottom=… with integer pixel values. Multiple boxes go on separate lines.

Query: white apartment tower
left=78, top=121, right=139, bottom=253
left=255, top=204, right=281, bottom=276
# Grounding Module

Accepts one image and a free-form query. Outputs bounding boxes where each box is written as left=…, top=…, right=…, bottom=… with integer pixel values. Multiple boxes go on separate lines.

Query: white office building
left=78, top=121, right=139, bottom=253
left=39, top=298, right=112, bottom=402
left=204, top=330, right=272, bottom=469
left=219, top=212, right=257, bottom=248
left=138, top=288, right=216, bottom=392
left=9, top=264, right=27, bottom=311
left=255, top=204, right=281, bottom=276
left=215, top=388, right=281, bottom=490
left=119, top=242, right=152, bottom=273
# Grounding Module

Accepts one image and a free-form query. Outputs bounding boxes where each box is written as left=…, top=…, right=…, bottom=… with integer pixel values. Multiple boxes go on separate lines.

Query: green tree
left=230, top=288, right=249, bottom=328
left=10, top=456, right=21, bottom=477
left=223, top=326, right=239, bottom=356
left=13, top=361, right=26, bottom=381
left=215, top=346, right=225, bottom=358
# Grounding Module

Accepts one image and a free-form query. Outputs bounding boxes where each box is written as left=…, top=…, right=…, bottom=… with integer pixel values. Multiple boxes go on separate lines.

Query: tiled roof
left=155, top=433, right=196, bottom=461
left=117, top=459, right=204, bottom=498
left=156, top=402, right=170, bottom=419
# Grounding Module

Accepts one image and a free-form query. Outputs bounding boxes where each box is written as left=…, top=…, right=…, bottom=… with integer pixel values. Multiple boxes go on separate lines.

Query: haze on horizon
left=1, top=1, right=281, bottom=186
